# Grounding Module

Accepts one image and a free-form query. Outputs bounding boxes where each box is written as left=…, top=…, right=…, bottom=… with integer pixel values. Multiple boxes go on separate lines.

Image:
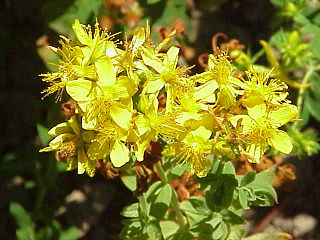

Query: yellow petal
left=191, top=113, right=217, bottom=132
left=126, top=128, right=140, bottom=142
left=81, top=104, right=99, bottom=130
left=39, top=146, right=56, bottom=152
left=269, top=105, right=298, bottom=127
left=141, top=48, right=165, bottom=73
left=191, top=156, right=211, bottom=178
left=191, top=126, right=212, bottom=142
left=66, top=157, right=77, bottom=171
left=86, top=159, right=97, bottom=177
left=77, top=147, right=88, bottom=174
left=229, top=115, right=252, bottom=133
left=116, top=76, right=138, bottom=97
left=163, top=46, right=179, bottom=68
left=110, top=140, right=130, bottom=167
left=131, top=27, right=145, bottom=52
left=136, top=115, right=150, bottom=136
left=48, top=122, right=71, bottom=137
left=135, top=139, right=150, bottom=162
left=95, top=58, right=116, bottom=86
left=87, top=139, right=112, bottom=161
left=72, top=19, right=91, bottom=46
left=247, top=104, right=267, bottom=120
left=79, top=146, right=96, bottom=177
left=66, top=79, right=97, bottom=102
left=242, top=95, right=264, bottom=108
left=194, top=81, right=218, bottom=102
left=68, top=116, right=82, bottom=138
left=145, top=78, right=165, bottom=93
left=105, top=41, right=118, bottom=58
left=246, top=142, right=266, bottom=163
left=268, top=129, right=292, bottom=154
left=40, top=133, right=74, bottom=152
left=109, top=103, right=131, bottom=130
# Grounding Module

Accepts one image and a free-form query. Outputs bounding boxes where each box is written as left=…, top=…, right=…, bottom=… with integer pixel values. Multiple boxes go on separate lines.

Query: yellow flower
left=141, top=46, right=192, bottom=111
left=86, top=120, right=130, bottom=168
left=40, top=117, right=96, bottom=177
left=163, top=126, right=214, bottom=177
left=40, top=37, right=82, bottom=101
left=72, top=19, right=118, bottom=64
left=134, top=96, right=185, bottom=161
left=193, top=54, right=239, bottom=109
left=41, top=19, right=119, bottom=101
left=65, top=58, right=135, bottom=131
left=230, top=104, right=298, bottom=162
left=233, top=68, right=289, bottom=107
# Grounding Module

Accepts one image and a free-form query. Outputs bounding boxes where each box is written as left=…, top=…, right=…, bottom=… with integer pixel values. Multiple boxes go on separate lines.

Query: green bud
left=288, top=31, right=299, bottom=44
left=137, top=94, right=149, bottom=113
left=284, top=2, right=297, bottom=16
left=214, top=141, right=235, bottom=160
left=231, top=50, right=251, bottom=70
left=217, top=87, right=235, bottom=109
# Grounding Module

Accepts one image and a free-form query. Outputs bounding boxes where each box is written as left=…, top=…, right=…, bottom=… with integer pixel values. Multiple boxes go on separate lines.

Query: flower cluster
left=40, top=20, right=297, bottom=177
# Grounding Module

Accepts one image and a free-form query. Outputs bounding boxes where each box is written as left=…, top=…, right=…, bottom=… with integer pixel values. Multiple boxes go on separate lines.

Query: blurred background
left=1, top=0, right=320, bottom=239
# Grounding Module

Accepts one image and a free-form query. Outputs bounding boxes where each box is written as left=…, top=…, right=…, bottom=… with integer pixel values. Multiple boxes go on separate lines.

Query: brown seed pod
left=60, top=100, right=77, bottom=118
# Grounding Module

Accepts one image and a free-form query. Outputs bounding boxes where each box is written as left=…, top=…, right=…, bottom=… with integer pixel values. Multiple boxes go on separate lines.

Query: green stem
left=216, top=160, right=225, bottom=174
left=293, top=65, right=315, bottom=128
left=139, top=194, right=148, bottom=215
left=154, top=162, right=187, bottom=231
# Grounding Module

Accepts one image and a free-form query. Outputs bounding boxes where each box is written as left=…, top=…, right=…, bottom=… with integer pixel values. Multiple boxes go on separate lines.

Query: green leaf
left=36, top=221, right=59, bottom=240
left=270, top=0, right=284, bottom=7
left=121, top=203, right=139, bottom=218
left=306, top=89, right=320, bottom=121
left=254, top=166, right=276, bottom=185
left=159, top=221, right=179, bottom=239
left=246, top=167, right=277, bottom=206
left=145, top=219, right=164, bottom=240
left=59, top=227, right=78, bottom=240
left=139, top=194, right=150, bottom=217
left=180, top=197, right=209, bottom=226
left=119, top=219, right=143, bottom=239
left=226, top=225, right=245, bottom=240
left=187, top=213, right=229, bottom=240
left=147, top=0, right=162, bottom=4
left=167, top=162, right=188, bottom=181
left=10, top=202, right=36, bottom=240
left=211, top=161, right=236, bottom=175
left=238, top=188, right=248, bottom=209
left=121, top=175, right=137, bottom=192
left=36, top=123, right=52, bottom=146
left=43, top=0, right=102, bottom=36
left=221, top=210, right=246, bottom=225
left=204, top=174, right=238, bottom=211
left=240, top=171, right=256, bottom=187
left=296, top=98, right=310, bottom=128
left=24, top=181, right=36, bottom=189
left=150, top=183, right=172, bottom=220
left=300, top=23, right=320, bottom=59
left=309, top=72, right=320, bottom=99
left=187, top=197, right=210, bottom=215
left=146, top=181, right=164, bottom=202
left=211, top=222, right=226, bottom=240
